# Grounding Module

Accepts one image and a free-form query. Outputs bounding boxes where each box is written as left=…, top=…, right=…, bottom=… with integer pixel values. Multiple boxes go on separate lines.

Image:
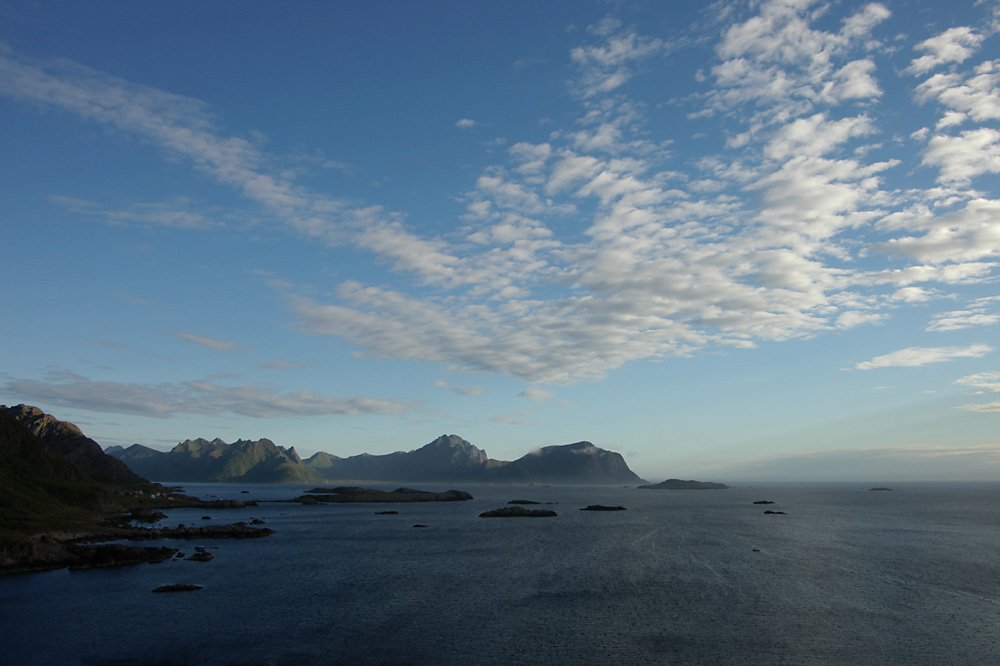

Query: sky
left=2, top=0, right=999, bottom=482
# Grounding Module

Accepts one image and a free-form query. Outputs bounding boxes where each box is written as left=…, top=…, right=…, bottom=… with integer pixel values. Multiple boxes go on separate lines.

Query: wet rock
left=152, top=584, right=202, bottom=593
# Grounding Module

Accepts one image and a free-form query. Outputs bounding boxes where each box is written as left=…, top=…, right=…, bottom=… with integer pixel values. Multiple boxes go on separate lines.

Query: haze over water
left=3, top=482, right=999, bottom=665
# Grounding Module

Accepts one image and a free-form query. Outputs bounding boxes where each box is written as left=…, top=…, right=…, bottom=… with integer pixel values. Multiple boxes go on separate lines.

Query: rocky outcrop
left=639, top=479, right=729, bottom=490
left=66, top=543, right=179, bottom=570
left=479, top=506, right=557, bottom=518
left=0, top=537, right=179, bottom=575
left=581, top=505, right=626, bottom=511
left=119, top=522, right=274, bottom=540
left=152, top=584, right=202, bottom=593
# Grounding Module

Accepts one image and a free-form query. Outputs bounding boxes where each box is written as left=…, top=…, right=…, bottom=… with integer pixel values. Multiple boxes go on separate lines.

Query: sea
left=2, top=482, right=999, bottom=666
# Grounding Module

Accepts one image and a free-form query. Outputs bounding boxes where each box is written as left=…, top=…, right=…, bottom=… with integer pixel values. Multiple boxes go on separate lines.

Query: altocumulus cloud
left=2, top=2, right=1000, bottom=387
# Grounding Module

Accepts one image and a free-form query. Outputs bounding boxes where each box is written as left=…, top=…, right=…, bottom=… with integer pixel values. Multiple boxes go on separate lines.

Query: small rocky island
left=294, top=487, right=473, bottom=504
left=638, top=479, right=729, bottom=490
left=581, top=505, right=626, bottom=511
left=480, top=506, right=558, bottom=518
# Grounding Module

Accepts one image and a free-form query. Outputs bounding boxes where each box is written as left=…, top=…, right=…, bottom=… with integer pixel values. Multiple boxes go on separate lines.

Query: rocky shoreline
left=0, top=496, right=270, bottom=577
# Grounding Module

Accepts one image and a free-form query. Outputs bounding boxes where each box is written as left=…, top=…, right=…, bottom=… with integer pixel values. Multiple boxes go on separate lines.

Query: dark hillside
left=4, top=405, right=147, bottom=485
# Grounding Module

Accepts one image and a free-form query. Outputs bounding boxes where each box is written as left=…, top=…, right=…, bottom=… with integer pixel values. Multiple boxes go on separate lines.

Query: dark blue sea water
left=2, top=482, right=999, bottom=665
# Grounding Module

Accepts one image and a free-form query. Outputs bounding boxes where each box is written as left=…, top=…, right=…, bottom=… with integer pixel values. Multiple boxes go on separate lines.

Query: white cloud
left=876, top=197, right=1000, bottom=262
left=763, top=113, right=875, bottom=160
left=954, top=371, right=1000, bottom=392
left=891, top=287, right=932, bottom=302
left=519, top=387, right=555, bottom=402
left=956, top=401, right=1000, bottom=412
left=921, top=128, right=1000, bottom=184
left=172, top=332, right=249, bottom=352
left=2, top=370, right=412, bottom=418
left=570, top=27, right=665, bottom=98
left=915, top=62, right=1000, bottom=124
left=433, top=380, right=484, bottom=396
left=709, top=0, right=888, bottom=118
left=926, top=310, right=999, bottom=332
left=51, top=195, right=221, bottom=230
left=456, top=118, right=478, bottom=129
left=853, top=344, right=992, bottom=370
left=907, top=26, right=985, bottom=75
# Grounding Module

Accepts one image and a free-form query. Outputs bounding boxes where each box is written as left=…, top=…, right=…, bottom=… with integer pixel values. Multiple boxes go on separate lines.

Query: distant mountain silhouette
left=108, top=433, right=645, bottom=485
left=109, top=437, right=321, bottom=483
left=487, top=441, right=643, bottom=484
left=303, top=434, right=504, bottom=482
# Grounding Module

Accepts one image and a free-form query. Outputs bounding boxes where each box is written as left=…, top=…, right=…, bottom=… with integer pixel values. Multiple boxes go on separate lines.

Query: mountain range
left=107, top=434, right=645, bottom=485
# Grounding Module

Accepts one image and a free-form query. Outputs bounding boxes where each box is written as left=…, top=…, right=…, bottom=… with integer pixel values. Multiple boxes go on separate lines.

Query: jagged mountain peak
left=4, top=404, right=85, bottom=438
left=3, top=404, right=147, bottom=485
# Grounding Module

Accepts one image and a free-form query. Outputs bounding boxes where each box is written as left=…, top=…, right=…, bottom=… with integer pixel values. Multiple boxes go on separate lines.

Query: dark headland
left=0, top=405, right=270, bottom=576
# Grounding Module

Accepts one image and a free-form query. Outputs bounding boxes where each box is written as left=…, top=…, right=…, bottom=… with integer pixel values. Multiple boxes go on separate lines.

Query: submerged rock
left=187, top=548, right=214, bottom=562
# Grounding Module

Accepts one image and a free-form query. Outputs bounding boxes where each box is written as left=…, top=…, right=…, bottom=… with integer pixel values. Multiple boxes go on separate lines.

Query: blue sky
left=2, top=0, right=999, bottom=481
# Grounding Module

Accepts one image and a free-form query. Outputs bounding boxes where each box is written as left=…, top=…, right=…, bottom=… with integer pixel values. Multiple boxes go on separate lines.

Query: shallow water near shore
left=2, top=482, right=999, bottom=665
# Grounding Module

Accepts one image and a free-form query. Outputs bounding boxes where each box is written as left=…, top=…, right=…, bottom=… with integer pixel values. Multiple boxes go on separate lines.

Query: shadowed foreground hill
left=0, top=406, right=269, bottom=575
left=0, top=410, right=128, bottom=536
left=4, top=404, right=146, bottom=485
